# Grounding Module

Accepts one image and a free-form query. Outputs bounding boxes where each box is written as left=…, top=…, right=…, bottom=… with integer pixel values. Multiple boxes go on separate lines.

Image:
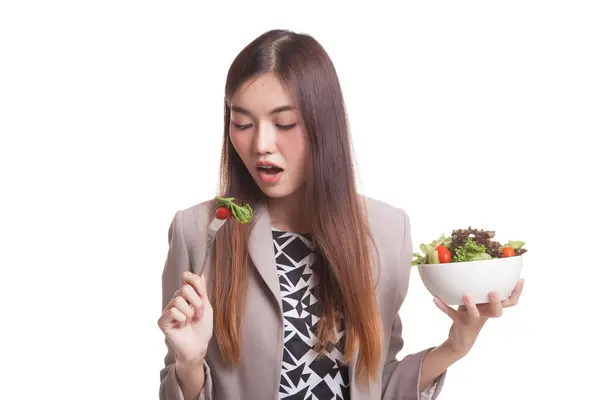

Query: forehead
left=230, top=73, right=296, bottom=115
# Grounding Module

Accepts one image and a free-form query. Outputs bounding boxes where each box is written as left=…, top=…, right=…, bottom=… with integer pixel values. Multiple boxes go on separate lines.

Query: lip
left=255, top=160, right=284, bottom=185
left=255, top=160, right=283, bottom=169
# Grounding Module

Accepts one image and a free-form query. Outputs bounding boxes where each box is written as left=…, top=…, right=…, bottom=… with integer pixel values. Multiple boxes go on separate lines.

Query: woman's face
left=229, top=73, right=308, bottom=200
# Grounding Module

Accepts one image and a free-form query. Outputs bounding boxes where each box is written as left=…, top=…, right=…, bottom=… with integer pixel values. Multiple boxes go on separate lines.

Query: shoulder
left=360, top=195, right=411, bottom=243
left=360, top=195, right=414, bottom=305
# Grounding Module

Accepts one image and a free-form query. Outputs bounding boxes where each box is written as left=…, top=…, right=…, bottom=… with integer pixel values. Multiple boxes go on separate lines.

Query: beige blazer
left=159, top=196, right=446, bottom=400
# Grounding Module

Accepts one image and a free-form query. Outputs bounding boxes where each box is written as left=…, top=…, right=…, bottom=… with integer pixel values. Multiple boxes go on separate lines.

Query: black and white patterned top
left=273, top=228, right=350, bottom=400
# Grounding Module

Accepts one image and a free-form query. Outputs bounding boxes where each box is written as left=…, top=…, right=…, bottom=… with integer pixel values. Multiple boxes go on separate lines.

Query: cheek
left=230, top=132, right=250, bottom=159
left=280, top=131, right=309, bottom=172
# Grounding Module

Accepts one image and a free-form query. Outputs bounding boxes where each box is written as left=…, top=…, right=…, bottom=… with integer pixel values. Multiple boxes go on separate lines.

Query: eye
left=232, top=122, right=253, bottom=130
left=276, top=123, right=297, bottom=131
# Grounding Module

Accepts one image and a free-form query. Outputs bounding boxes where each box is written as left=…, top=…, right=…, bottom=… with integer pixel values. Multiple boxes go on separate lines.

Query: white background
left=1, top=1, right=599, bottom=399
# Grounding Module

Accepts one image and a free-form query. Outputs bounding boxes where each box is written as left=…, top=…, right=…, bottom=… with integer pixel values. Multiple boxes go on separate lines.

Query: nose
left=254, top=121, right=277, bottom=154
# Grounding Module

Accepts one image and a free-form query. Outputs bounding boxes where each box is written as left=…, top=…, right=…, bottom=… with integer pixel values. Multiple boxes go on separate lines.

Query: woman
left=157, top=29, right=524, bottom=400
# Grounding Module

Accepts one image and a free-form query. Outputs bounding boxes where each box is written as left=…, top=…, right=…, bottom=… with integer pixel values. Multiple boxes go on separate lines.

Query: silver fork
left=199, top=216, right=227, bottom=272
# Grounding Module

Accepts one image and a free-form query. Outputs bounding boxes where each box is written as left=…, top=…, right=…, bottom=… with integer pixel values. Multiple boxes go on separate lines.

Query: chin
left=254, top=181, right=300, bottom=200
left=259, top=185, right=294, bottom=199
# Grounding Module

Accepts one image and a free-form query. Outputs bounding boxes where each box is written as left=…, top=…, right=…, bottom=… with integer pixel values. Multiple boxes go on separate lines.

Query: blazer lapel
left=247, top=202, right=283, bottom=314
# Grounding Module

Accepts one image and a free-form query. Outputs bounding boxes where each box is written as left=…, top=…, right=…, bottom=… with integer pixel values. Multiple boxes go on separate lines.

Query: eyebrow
left=230, top=105, right=295, bottom=116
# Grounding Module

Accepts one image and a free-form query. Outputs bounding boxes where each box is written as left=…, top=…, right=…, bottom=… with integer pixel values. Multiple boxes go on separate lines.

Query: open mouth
left=257, top=165, right=284, bottom=175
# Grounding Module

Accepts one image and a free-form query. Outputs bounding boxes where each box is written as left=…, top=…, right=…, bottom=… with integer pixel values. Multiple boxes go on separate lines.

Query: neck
left=266, top=192, right=310, bottom=234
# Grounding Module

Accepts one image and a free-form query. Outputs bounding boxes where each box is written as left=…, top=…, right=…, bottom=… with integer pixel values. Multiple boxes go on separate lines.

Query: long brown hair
left=212, top=29, right=383, bottom=383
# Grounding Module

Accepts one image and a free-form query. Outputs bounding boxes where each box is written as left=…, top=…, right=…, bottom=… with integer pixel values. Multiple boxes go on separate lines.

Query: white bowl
left=417, top=256, right=523, bottom=305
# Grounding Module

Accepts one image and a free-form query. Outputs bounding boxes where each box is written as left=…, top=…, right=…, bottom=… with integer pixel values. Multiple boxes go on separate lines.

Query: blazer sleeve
left=380, top=209, right=446, bottom=400
left=159, top=210, right=214, bottom=400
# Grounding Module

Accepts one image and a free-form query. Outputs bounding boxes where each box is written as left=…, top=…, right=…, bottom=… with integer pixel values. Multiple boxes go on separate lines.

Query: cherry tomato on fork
left=215, top=206, right=233, bottom=220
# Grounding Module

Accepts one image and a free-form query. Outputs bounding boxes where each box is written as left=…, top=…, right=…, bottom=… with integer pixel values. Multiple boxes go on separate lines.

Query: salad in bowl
left=412, top=227, right=527, bottom=305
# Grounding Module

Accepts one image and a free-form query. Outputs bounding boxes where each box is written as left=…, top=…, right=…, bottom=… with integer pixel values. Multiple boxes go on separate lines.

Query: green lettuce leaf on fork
left=215, top=196, right=253, bottom=224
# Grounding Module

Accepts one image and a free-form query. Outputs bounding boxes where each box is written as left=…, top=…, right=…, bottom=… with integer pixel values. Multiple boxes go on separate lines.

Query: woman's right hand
left=158, top=271, right=214, bottom=365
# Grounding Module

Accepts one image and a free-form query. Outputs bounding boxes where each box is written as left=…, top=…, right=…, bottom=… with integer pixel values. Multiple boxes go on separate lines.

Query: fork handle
left=200, top=234, right=216, bottom=272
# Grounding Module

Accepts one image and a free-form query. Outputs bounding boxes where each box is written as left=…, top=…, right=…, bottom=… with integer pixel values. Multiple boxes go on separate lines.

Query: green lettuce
left=411, top=234, right=451, bottom=265
left=452, top=237, right=492, bottom=262
left=215, top=196, right=253, bottom=224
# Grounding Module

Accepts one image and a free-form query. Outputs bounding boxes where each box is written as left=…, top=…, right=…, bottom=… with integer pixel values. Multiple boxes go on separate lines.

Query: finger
left=174, top=295, right=195, bottom=323
left=433, top=297, right=458, bottom=320
left=179, top=284, right=202, bottom=308
left=487, top=291, right=504, bottom=318
left=183, top=271, right=209, bottom=299
left=511, top=279, right=524, bottom=304
left=179, top=285, right=205, bottom=320
left=163, top=289, right=181, bottom=312
left=502, top=279, right=524, bottom=307
left=463, top=294, right=480, bottom=324
left=161, top=307, right=186, bottom=328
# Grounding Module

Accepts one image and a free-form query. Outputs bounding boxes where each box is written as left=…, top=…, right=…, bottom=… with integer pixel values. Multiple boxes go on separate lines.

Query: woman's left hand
left=433, top=278, right=525, bottom=357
